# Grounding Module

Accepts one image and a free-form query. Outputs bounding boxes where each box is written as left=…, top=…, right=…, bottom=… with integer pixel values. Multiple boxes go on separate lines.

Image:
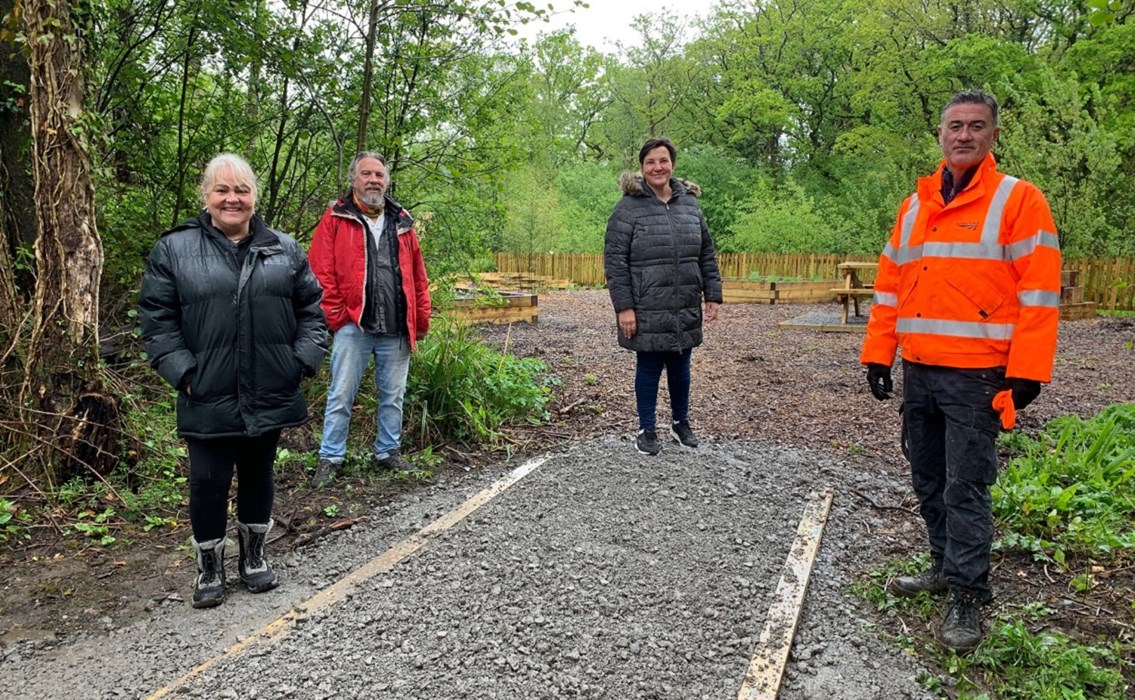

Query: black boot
left=940, top=590, right=984, bottom=652
left=191, top=537, right=226, bottom=608
left=236, top=520, right=278, bottom=593
left=889, top=558, right=948, bottom=597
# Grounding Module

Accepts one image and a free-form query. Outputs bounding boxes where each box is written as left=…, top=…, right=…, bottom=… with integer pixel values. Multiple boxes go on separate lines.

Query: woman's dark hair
left=638, top=137, right=677, bottom=167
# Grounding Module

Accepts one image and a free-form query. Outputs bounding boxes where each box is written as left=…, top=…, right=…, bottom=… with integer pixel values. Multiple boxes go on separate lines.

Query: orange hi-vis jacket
left=861, top=153, right=1061, bottom=382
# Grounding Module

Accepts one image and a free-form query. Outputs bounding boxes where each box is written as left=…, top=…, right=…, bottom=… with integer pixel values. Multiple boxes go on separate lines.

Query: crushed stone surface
left=7, top=438, right=933, bottom=699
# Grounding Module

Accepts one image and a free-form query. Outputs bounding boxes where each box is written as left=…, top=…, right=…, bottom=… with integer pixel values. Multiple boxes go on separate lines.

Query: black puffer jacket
left=138, top=212, right=328, bottom=438
left=604, top=173, right=723, bottom=353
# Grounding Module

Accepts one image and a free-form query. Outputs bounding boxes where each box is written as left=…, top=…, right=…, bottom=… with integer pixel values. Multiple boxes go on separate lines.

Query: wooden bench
left=829, top=287, right=875, bottom=323
left=834, top=261, right=879, bottom=324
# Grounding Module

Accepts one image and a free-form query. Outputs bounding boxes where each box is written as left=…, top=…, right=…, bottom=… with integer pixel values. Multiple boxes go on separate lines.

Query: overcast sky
left=512, top=1, right=711, bottom=52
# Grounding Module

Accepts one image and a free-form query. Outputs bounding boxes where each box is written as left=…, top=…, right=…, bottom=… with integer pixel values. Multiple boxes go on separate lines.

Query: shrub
left=404, top=312, right=554, bottom=445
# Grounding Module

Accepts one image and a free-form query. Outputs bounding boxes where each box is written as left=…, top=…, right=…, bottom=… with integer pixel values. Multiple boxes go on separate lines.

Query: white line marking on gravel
left=737, top=490, right=835, bottom=700
left=145, top=456, right=550, bottom=699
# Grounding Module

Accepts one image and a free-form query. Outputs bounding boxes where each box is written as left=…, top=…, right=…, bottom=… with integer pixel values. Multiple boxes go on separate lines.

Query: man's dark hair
left=941, top=90, right=1000, bottom=127
left=638, top=137, right=677, bottom=167
left=348, top=151, right=387, bottom=182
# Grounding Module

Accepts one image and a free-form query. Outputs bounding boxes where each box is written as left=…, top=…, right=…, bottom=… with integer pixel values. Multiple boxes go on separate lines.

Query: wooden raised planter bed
left=722, top=279, right=839, bottom=305
left=448, top=291, right=538, bottom=325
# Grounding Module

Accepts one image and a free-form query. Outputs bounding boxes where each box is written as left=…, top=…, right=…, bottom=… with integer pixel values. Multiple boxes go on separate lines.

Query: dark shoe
left=940, top=590, right=984, bottom=652
left=236, top=521, right=278, bottom=593
left=191, top=537, right=226, bottom=608
left=635, top=428, right=661, bottom=455
left=311, top=458, right=341, bottom=488
left=670, top=421, right=699, bottom=448
left=889, top=559, right=948, bottom=597
left=376, top=451, right=414, bottom=473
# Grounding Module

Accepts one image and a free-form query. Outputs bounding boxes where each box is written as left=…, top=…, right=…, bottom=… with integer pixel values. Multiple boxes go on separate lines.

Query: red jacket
left=309, top=195, right=431, bottom=349
left=861, top=154, right=1061, bottom=382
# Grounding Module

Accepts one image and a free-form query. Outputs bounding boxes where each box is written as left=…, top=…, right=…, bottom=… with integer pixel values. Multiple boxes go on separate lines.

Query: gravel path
left=8, top=439, right=933, bottom=700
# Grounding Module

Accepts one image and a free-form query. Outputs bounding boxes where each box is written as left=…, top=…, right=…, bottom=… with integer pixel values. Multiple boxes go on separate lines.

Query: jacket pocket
left=945, top=266, right=1005, bottom=320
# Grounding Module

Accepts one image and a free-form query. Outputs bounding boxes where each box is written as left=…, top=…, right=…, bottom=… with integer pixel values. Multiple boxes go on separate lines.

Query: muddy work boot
left=311, top=458, right=341, bottom=488
left=940, top=590, right=984, bottom=653
left=191, top=537, right=227, bottom=608
left=236, top=521, right=279, bottom=593
left=889, top=558, right=948, bottom=597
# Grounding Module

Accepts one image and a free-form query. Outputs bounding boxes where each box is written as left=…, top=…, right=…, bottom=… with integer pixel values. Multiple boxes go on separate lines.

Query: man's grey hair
left=941, top=90, right=1000, bottom=127
left=348, top=151, right=388, bottom=183
left=200, top=153, right=258, bottom=206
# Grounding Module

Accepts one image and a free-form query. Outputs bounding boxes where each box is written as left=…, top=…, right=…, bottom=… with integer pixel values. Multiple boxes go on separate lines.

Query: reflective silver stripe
left=899, top=195, right=920, bottom=249
left=1006, top=230, right=1061, bottom=260
left=874, top=291, right=898, bottom=307
left=882, top=242, right=899, bottom=264
left=1019, top=290, right=1061, bottom=307
left=923, top=241, right=1005, bottom=260
left=887, top=243, right=923, bottom=265
left=979, top=175, right=1019, bottom=243
left=897, top=317, right=1015, bottom=340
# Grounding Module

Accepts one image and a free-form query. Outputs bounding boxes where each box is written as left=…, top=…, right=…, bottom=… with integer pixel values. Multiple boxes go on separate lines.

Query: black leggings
left=185, top=430, right=281, bottom=542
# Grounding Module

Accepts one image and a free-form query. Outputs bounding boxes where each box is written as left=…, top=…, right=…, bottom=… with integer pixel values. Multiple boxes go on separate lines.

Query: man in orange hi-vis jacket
left=860, top=90, right=1061, bottom=653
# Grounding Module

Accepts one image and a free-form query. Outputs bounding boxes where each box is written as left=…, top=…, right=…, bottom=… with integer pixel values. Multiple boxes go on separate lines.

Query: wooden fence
left=494, top=252, right=1135, bottom=311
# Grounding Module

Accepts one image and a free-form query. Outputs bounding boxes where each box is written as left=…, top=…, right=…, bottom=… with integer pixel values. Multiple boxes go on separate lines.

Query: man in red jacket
left=861, top=91, right=1061, bottom=652
left=308, top=152, right=431, bottom=487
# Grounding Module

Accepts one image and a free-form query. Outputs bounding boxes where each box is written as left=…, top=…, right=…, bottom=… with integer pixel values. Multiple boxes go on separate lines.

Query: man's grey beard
left=356, top=189, right=385, bottom=211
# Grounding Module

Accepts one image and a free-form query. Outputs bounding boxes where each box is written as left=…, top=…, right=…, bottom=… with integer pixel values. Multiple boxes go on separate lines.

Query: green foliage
left=848, top=553, right=937, bottom=620
left=404, top=313, right=555, bottom=446
left=953, top=620, right=1128, bottom=699
left=116, top=390, right=188, bottom=523
left=854, top=556, right=1131, bottom=699
left=993, top=404, right=1135, bottom=565
left=0, top=498, right=31, bottom=543
left=71, top=508, right=117, bottom=546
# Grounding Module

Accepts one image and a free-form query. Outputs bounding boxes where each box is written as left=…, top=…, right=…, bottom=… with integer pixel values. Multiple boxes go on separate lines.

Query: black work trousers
left=902, top=361, right=1003, bottom=601
left=185, top=430, right=281, bottom=542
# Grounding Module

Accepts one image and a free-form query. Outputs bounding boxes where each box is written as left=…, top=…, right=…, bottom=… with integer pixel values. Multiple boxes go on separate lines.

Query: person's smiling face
left=205, top=166, right=255, bottom=239
left=937, top=102, right=1000, bottom=173
left=641, top=146, right=674, bottom=195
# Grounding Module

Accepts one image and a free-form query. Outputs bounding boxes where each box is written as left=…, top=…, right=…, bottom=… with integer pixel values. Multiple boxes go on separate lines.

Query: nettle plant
left=993, top=404, right=1135, bottom=567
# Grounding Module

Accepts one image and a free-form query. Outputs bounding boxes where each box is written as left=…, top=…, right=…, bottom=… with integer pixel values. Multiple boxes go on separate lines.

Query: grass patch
left=950, top=619, right=1127, bottom=699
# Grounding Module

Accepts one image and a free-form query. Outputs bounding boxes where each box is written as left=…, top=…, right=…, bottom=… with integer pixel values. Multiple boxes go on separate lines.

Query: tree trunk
left=356, top=0, right=381, bottom=152
left=18, top=0, right=120, bottom=489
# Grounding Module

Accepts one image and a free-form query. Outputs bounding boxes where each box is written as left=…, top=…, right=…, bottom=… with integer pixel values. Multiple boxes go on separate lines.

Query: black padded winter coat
left=603, top=173, right=723, bottom=353
left=138, top=212, right=328, bottom=438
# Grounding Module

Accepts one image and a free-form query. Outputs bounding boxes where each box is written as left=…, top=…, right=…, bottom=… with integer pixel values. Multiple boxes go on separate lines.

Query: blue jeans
left=902, top=361, right=1003, bottom=600
left=635, top=349, right=692, bottom=431
left=320, top=325, right=411, bottom=462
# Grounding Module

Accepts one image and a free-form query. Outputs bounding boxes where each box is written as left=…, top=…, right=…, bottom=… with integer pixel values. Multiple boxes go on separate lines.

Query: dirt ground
left=2, top=290, right=1134, bottom=681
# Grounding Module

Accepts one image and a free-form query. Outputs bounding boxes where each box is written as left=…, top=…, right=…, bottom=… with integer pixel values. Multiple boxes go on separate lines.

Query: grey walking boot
left=888, top=558, right=948, bottom=597
left=236, top=521, right=279, bottom=593
left=311, top=458, right=341, bottom=488
left=940, top=589, right=984, bottom=652
left=191, top=537, right=226, bottom=608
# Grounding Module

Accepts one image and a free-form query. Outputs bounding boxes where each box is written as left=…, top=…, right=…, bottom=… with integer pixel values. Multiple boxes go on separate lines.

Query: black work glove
left=866, top=363, right=893, bottom=401
left=1006, top=378, right=1041, bottom=410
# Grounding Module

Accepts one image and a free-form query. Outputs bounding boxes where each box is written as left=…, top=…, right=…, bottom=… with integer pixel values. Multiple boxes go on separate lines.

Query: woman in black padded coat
left=603, top=137, right=723, bottom=457
left=138, top=153, right=327, bottom=608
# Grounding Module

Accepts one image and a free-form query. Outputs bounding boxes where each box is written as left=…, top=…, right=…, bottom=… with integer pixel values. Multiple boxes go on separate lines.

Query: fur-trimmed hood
left=618, top=171, right=702, bottom=198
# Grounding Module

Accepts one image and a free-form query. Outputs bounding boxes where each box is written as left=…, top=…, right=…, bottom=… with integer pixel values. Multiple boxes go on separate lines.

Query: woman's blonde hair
left=200, top=153, right=258, bottom=206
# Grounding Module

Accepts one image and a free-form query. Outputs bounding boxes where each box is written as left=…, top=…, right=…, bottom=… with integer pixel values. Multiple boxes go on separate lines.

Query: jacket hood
left=618, top=172, right=701, bottom=198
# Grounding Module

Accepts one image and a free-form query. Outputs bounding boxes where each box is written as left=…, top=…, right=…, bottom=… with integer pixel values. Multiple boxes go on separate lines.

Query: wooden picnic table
left=832, top=262, right=878, bottom=324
